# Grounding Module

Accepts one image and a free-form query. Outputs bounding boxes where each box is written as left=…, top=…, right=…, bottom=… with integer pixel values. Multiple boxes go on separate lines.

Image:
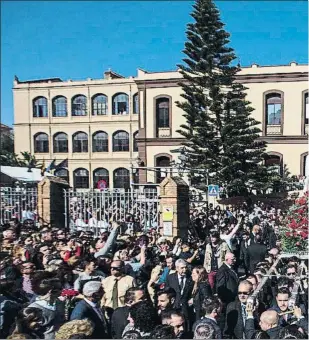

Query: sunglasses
left=23, top=266, right=35, bottom=269
left=287, top=272, right=296, bottom=276
left=111, top=267, right=121, bottom=270
left=238, top=291, right=250, bottom=295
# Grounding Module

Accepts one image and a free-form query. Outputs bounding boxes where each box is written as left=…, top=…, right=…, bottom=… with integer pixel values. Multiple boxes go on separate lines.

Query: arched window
left=266, top=94, right=282, bottom=125
left=93, top=168, right=109, bottom=189
left=53, top=132, right=68, bottom=153
left=54, top=168, right=69, bottom=183
left=113, top=168, right=130, bottom=189
left=112, top=93, right=129, bottom=115
left=92, top=131, right=108, bottom=152
left=155, top=155, right=171, bottom=183
left=265, top=153, right=282, bottom=176
left=33, top=97, right=48, bottom=117
left=113, top=131, right=129, bottom=152
left=92, top=94, right=108, bottom=116
left=305, top=92, right=309, bottom=126
left=52, top=96, right=67, bottom=117
left=133, top=93, right=139, bottom=114
left=73, top=168, right=89, bottom=189
left=73, top=132, right=88, bottom=153
left=34, top=133, right=49, bottom=153
left=304, top=154, right=309, bottom=177
left=72, top=95, right=87, bottom=116
left=133, top=131, right=139, bottom=152
left=156, top=97, right=170, bottom=137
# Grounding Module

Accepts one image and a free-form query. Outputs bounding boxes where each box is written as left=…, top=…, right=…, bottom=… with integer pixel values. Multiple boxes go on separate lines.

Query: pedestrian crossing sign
left=208, top=184, right=219, bottom=197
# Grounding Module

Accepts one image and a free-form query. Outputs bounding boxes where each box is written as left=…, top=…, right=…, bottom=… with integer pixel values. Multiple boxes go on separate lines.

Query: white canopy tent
left=0, top=166, right=54, bottom=184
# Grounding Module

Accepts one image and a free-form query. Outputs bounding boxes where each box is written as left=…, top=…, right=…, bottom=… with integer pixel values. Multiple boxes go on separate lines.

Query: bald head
left=259, top=311, right=279, bottom=331
left=225, top=252, right=236, bottom=266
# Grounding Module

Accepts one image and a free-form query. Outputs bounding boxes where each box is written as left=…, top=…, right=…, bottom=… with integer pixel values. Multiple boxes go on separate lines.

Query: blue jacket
left=70, top=300, right=109, bottom=339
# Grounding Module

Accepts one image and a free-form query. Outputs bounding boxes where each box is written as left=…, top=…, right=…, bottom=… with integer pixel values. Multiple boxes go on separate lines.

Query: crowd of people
left=0, top=199, right=308, bottom=339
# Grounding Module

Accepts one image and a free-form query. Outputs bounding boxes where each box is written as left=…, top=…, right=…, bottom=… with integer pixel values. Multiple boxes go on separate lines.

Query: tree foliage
left=176, top=0, right=272, bottom=196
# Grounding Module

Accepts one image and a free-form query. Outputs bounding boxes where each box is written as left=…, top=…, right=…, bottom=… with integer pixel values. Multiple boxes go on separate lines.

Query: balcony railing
left=266, top=125, right=281, bottom=135
left=305, top=124, right=309, bottom=135
left=158, top=127, right=171, bottom=138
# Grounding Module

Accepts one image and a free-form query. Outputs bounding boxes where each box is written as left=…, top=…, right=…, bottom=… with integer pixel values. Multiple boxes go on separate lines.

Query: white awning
left=0, top=166, right=54, bottom=182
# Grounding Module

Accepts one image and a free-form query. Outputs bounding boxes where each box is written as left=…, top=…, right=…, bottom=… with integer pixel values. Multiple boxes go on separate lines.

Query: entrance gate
left=64, top=189, right=160, bottom=234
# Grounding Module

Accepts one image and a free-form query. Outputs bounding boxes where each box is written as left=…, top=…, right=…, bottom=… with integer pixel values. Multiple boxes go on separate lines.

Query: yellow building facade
left=13, top=63, right=308, bottom=188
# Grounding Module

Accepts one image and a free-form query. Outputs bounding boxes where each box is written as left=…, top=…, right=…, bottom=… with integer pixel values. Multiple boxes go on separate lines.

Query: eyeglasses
left=238, top=291, right=250, bottom=295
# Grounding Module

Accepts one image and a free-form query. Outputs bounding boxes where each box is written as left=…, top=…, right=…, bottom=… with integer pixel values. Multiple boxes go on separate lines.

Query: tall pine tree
left=176, top=0, right=270, bottom=196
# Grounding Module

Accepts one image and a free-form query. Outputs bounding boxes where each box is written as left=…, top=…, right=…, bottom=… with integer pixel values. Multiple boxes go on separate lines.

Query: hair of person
left=246, top=274, right=258, bottom=283
left=239, top=280, right=253, bottom=290
left=286, top=264, right=297, bottom=271
left=276, top=287, right=291, bottom=297
left=122, top=330, right=142, bottom=339
left=31, top=271, right=62, bottom=296
left=277, top=277, right=293, bottom=288
left=129, top=301, right=159, bottom=333
left=161, top=308, right=184, bottom=322
left=175, top=259, right=187, bottom=267
left=202, top=297, right=221, bottom=315
left=278, top=325, right=306, bottom=339
left=14, top=307, right=44, bottom=334
left=150, top=325, right=176, bottom=339
left=157, top=287, right=176, bottom=300
left=193, top=322, right=215, bottom=339
left=55, top=319, right=94, bottom=339
left=192, top=265, right=209, bottom=283
left=124, top=287, right=145, bottom=305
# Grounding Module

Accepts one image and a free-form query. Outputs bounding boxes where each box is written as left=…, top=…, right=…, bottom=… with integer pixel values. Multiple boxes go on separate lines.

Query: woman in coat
left=189, top=265, right=212, bottom=322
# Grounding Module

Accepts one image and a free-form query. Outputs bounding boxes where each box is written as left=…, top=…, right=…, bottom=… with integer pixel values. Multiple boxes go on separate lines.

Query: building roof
left=0, top=166, right=54, bottom=182
left=0, top=124, right=12, bottom=130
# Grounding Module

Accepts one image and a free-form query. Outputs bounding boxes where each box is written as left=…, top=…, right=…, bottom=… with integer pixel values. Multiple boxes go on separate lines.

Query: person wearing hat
left=70, top=281, right=109, bottom=339
left=203, top=231, right=230, bottom=290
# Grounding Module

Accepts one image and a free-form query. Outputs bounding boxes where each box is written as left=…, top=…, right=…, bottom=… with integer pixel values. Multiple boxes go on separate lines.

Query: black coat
left=192, top=281, right=212, bottom=321
left=70, top=300, right=109, bottom=339
left=224, top=300, right=259, bottom=339
left=245, top=317, right=281, bottom=339
left=166, top=272, right=194, bottom=329
left=246, top=243, right=267, bottom=273
left=111, top=305, right=129, bottom=339
left=165, top=273, right=194, bottom=310
left=215, top=263, right=239, bottom=304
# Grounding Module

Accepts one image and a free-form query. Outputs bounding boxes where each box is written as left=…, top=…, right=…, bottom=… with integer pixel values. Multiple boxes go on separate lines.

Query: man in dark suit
left=245, top=309, right=281, bottom=339
left=70, top=281, right=109, bottom=339
left=215, top=252, right=239, bottom=305
left=224, top=280, right=255, bottom=339
left=247, top=233, right=267, bottom=273
left=165, top=259, right=193, bottom=329
left=192, top=296, right=222, bottom=339
left=111, top=287, right=146, bottom=339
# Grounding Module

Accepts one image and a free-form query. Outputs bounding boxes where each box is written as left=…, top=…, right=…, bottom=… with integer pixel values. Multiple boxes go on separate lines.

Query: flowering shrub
left=281, top=191, right=309, bottom=252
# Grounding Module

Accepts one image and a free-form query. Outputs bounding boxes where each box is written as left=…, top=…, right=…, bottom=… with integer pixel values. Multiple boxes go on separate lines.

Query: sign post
left=208, top=184, right=219, bottom=207
left=97, top=179, right=107, bottom=191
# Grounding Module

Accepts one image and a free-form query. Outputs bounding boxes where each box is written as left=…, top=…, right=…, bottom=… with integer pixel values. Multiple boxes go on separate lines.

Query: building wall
left=13, top=63, right=309, bottom=188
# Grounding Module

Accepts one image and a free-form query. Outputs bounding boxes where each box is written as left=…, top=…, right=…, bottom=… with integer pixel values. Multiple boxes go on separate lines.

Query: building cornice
left=137, top=135, right=308, bottom=146
left=134, top=72, right=308, bottom=89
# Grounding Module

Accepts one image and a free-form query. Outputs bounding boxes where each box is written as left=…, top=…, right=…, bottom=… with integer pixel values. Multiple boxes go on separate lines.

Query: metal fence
left=0, top=187, right=38, bottom=225
left=64, top=189, right=160, bottom=235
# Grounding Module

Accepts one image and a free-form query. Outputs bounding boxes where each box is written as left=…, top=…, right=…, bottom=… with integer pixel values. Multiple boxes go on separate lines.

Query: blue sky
left=1, top=1, right=308, bottom=126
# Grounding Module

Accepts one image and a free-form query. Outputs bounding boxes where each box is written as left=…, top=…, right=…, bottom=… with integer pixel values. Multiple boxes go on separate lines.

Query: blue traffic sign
left=208, top=184, right=219, bottom=197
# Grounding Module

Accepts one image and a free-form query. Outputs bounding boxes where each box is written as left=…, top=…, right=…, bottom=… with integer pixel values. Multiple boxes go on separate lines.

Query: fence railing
left=0, top=187, right=38, bottom=225
left=64, top=189, right=160, bottom=235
